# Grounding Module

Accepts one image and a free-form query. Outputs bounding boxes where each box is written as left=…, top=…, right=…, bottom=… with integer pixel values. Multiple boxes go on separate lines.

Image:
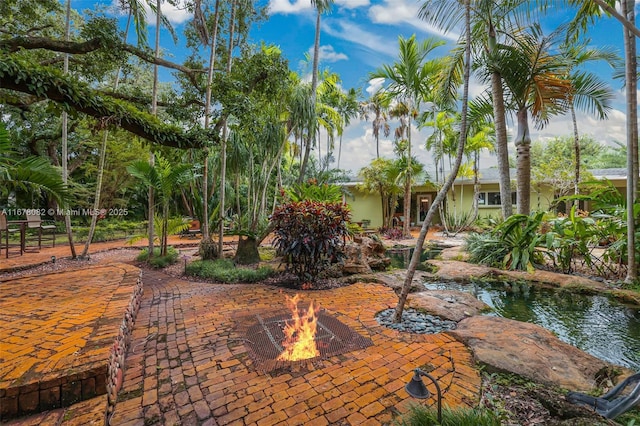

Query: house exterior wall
left=446, top=182, right=555, bottom=219
left=345, top=191, right=383, bottom=228
left=344, top=173, right=626, bottom=227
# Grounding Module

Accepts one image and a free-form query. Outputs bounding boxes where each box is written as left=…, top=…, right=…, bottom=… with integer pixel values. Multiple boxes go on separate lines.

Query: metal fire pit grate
left=243, top=309, right=373, bottom=372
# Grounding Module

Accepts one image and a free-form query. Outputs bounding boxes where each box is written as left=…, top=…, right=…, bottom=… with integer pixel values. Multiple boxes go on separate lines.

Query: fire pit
left=242, top=295, right=373, bottom=372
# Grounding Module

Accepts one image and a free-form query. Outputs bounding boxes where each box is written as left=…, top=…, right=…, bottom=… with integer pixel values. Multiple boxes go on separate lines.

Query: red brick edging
left=0, top=266, right=143, bottom=422
left=105, top=270, right=144, bottom=425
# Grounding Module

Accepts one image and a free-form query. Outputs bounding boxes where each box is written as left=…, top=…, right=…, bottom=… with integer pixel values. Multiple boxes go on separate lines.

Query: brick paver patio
left=1, top=239, right=482, bottom=425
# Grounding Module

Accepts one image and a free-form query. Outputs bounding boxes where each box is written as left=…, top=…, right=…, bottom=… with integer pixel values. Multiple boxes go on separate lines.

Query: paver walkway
left=108, top=271, right=480, bottom=426
left=0, top=236, right=199, bottom=273
left=3, top=234, right=483, bottom=425
left=1, top=264, right=143, bottom=422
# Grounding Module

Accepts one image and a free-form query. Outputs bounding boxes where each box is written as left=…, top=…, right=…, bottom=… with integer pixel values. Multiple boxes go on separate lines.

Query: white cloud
left=365, top=78, right=385, bottom=95
left=311, top=45, right=349, bottom=63
left=533, top=109, right=627, bottom=147
left=368, top=0, right=459, bottom=42
left=110, top=0, right=191, bottom=25
left=269, top=0, right=313, bottom=14
left=269, top=0, right=368, bottom=14
left=161, top=2, right=191, bottom=25
left=326, top=116, right=438, bottom=176
left=335, top=0, right=371, bottom=8
left=333, top=105, right=628, bottom=178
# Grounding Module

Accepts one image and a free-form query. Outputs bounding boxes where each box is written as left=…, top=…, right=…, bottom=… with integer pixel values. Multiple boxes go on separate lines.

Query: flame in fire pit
left=277, top=294, right=320, bottom=362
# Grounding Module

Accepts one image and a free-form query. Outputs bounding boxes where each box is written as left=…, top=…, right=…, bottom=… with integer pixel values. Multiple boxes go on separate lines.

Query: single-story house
left=342, top=168, right=629, bottom=229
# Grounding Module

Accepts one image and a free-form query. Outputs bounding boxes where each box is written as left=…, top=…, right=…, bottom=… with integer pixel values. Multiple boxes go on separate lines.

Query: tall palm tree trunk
left=298, top=9, right=321, bottom=183
left=218, top=0, right=236, bottom=258
left=81, top=12, right=133, bottom=258
left=403, top=115, right=412, bottom=238
left=515, top=107, right=531, bottom=215
left=472, top=150, right=480, bottom=221
left=62, top=0, right=76, bottom=258
left=623, top=0, right=638, bottom=282
left=337, top=132, right=343, bottom=169
left=488, top=18, right=512, bottom=219
left=394, top=0, right=471, bottom=322
left=491, top=71, right=513, bottom=219
left=203, top=0, right=221, bottom=244
left=147, top=0, right=162, bottom=260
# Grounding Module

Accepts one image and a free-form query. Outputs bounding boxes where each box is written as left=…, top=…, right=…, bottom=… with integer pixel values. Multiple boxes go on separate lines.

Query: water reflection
left=386, top=246, right=443, bottom=270
left=424, top=280, right=640, bottom=370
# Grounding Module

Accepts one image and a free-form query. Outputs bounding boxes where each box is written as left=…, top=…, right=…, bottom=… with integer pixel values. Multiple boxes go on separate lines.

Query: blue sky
left=94, top=0, right=634, bottom=175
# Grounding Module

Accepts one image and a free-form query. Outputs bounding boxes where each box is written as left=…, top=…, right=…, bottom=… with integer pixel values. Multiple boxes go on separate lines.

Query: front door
left=417, top=194, right=432, bottom=223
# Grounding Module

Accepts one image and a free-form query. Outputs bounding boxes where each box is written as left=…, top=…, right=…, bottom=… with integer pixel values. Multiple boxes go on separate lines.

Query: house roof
left=341, top=168, right=629, bottom=188
left=454, top=168, right=629, bottom=184
left=589, top=168, right=627, bottom=179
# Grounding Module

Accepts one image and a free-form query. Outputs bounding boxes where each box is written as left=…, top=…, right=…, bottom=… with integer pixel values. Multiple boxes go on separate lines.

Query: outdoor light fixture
left=182, top=253, right=190, bottom=272
left=405, top=368, right=442, bottom=424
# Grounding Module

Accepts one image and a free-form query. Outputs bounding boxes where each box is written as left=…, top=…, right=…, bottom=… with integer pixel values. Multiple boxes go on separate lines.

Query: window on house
left=478, top=191, right=516, bottom=206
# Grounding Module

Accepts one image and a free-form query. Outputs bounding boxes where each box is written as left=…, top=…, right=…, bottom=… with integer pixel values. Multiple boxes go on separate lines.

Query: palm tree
left=218, top=0, right=237, bottom=259
left=315, top=70, right=343, bottom=171
left=360, top=90, right=391, bottom=159
left=127, top=156, right=193, bottom=256
left=81, top=0, right=144, bottom=258
left=493, top=24, right=572, bottom=215
left=394, top=0, right=473, bottom=323
left=0, top=123, right=68, bottom=204
left=621, top=0, right=638, bottom=282
left=298, top=0, right=334, bottom=183
left=335, top=88, right=359, bottom=169
left=419, top=0, right=531, bottom=220
left=358, top=157, right=404, bottom=229
left=199, top=0, right=221, bottom=257
left=61, top=0, right=76, bottom=258
left=370, top=34, right=446, bottom=238
left=566, top=0, right=639, bottom=282
left=560, top=40, right=616, bottom=198
left=146, top=0, right=162, bottom=260
left=287, top=76, right=315, bottom=170
left=466, top=120, right=495, bottom=221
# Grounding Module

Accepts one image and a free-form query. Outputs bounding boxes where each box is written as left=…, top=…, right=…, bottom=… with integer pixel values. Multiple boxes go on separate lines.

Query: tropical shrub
left=284, top=181, right=343, bottom=203
left=543, top=206, right=598, bottom=274
left=270, top=200, right=351, bottom=287
left=464, top=232, right=508, bottom=268
left=465, top=212, right=545, bottom=272
left=127, top=215, right=190, bottom=245
left=560, top=181, right=640, bottom=279
left=380, top=227, right=404, bottom=240
left=185, top=259, right=274, bottom=283
left=395, top=404, right=500, bottom=426
left=136, top=246, right=179, bottom=268
left=442, top=210, right=474, bottom=235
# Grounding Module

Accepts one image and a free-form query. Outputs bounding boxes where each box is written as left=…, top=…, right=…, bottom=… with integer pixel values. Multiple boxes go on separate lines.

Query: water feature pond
left=424, top=280, right=640, bottom=371
left=386, top=245, right=444, bottom=270
left=387, top=246, right=640, bottom=370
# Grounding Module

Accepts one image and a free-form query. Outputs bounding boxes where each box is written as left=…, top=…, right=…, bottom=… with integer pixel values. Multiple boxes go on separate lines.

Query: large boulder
left=448, top=316, right=617, bottom=391
left=375, top=269, right=431, bottom=293
left=342, top=236, right=390, bottom=274
left=427, top=259, right=493, bottom=281
left=426, top=259, right=608, bottom=292
left=408, top=290, right=490, bottom=321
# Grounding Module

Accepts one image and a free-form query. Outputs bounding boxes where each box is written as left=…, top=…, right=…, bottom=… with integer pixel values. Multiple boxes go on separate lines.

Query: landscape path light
left=404, top=367, right=442, bottom=424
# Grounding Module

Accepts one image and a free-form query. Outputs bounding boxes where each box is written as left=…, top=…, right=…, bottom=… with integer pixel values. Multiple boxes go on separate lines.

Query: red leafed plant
left=270, top=200, right=351, bottom=287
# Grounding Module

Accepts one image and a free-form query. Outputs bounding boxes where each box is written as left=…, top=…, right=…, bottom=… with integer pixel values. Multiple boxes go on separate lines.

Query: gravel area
left=0, top=248, right=141, bottom=281
left=375, top=308, right=458, bottom=334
